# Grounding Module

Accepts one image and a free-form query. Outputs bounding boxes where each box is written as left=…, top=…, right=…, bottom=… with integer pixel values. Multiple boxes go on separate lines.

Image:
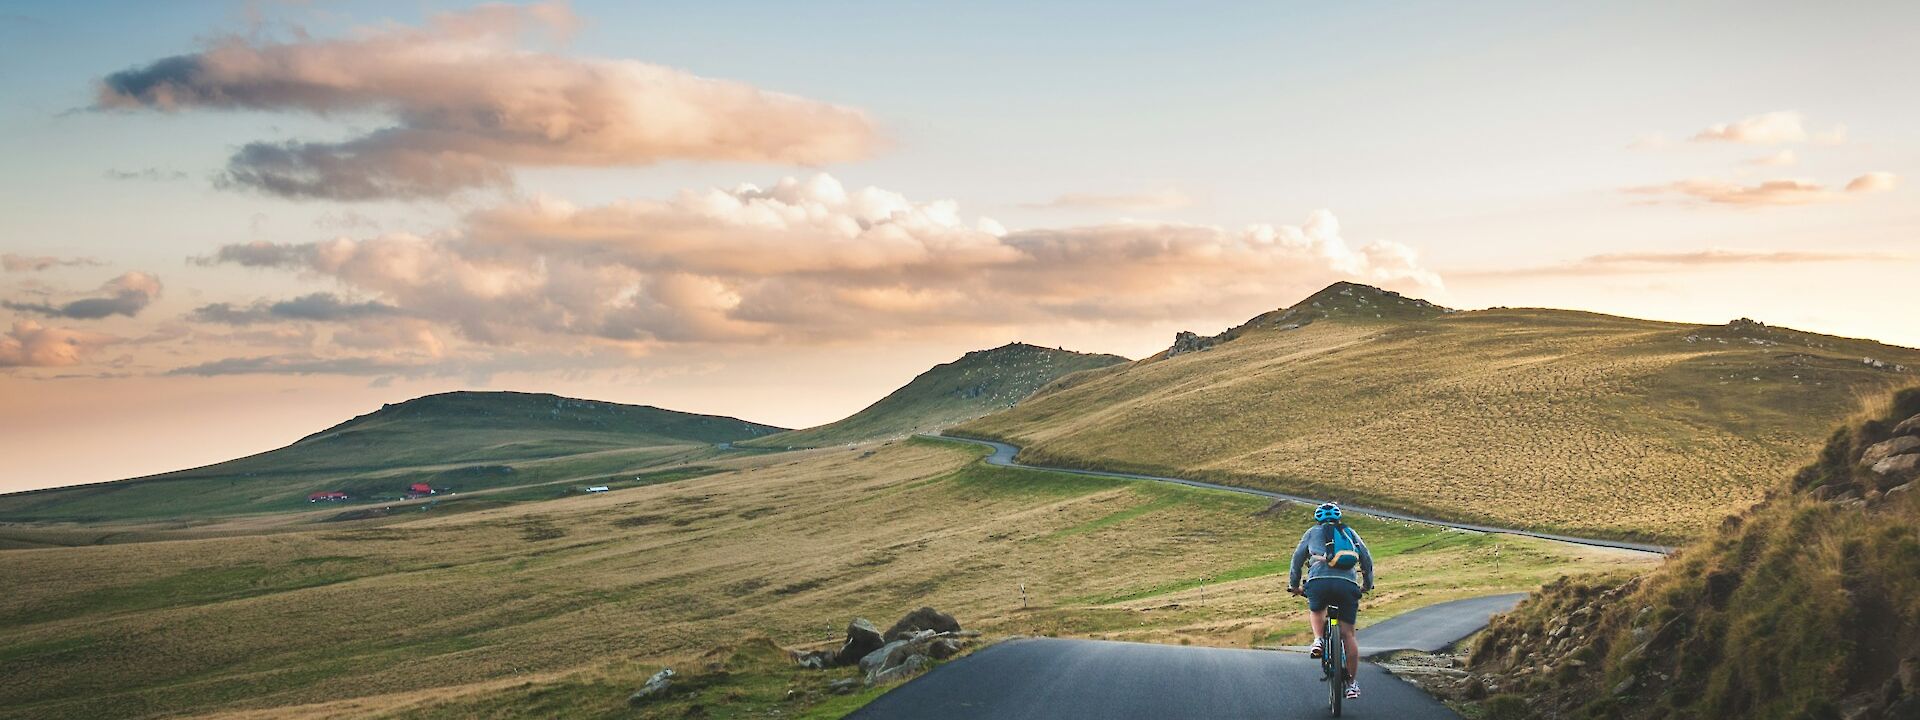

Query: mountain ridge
left=741, top=342, right=1128, bottom=449
left=958, top=282, right=1920, bottom=541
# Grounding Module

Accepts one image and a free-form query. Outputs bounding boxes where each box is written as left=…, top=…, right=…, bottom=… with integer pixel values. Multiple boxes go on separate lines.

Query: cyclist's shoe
left=1345, top=681, right=1360, bottom=700
left=1308, top=638, right=1324, bottom=659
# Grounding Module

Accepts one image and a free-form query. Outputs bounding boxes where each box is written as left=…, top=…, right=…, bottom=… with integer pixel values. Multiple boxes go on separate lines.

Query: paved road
left=1356, top=593, right=1524, bottom=655
left=927, top=434, right=1671, bottom=555
left=848, top=637, right=1453, bottom=720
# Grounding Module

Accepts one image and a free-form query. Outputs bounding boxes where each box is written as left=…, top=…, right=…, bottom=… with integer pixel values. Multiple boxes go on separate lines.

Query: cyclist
left=1287, top=502, right=1374, bottom=701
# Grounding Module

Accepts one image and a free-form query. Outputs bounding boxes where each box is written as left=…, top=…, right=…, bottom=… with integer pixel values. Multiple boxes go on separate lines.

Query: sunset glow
left=3, top=1, right=1915, bottom=491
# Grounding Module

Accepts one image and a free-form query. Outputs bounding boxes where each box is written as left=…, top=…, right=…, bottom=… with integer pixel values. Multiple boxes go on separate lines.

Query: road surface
left=1353, top=593, right=1524, bottom=655
left=928, top=434, right=1670, bottom=555
left=847, top=637, right=1453, bottom=719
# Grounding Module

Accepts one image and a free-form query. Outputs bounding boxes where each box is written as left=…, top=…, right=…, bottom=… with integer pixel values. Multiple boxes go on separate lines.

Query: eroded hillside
left=1463, top=387, right=1920, bottom=719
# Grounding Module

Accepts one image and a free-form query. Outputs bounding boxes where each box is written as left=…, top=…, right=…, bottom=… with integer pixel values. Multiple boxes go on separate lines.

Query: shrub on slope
left=1467, top=388, right=1920, bottom=719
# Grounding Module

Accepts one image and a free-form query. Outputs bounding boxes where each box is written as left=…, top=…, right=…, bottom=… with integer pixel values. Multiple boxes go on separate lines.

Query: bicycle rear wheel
left=1327, top=615, right=1344, bottom=717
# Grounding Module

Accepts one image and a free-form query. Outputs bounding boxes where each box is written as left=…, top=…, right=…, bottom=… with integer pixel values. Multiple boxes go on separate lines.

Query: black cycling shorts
left=1305, top=578, right=1361, bottom=624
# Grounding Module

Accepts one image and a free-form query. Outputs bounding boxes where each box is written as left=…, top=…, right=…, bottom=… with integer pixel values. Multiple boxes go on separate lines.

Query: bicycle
left=1289, top=588, right=1349, bottom=717
left=1321, top=604, right=1347, bottom=717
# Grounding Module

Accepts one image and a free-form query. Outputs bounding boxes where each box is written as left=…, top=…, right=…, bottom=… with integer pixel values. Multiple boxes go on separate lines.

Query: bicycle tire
left=1327, top=613, right=1344, bottom=717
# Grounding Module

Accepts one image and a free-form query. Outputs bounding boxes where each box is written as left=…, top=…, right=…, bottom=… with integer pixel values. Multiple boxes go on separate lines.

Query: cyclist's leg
left=1341, top=621, right=1360, bottom=679
left=1336, top=582, right=1362, bottom=681
left=1303, top=579, right=1331, bottom=654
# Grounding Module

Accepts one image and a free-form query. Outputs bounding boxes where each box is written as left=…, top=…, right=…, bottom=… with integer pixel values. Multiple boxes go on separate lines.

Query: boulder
left=834, top=618, right=885, bottom=666
left=859, top=640, right=913, bottom=677
left=885, top=607, right=961, bottom=641
left=827, top=679, right=860, bottom=695
left=1862, top=436, right=1920, bottom=466
left=627, top=668, right=675, bottom=707
left=1892, top=414, right=1920, bottom=438
left=1888, top=482, right=1915, bottom=500
left=928, top=637, right=965, bottom=659
left=870, top=653, right=931, bottom=685
left=793, top=650, right=835, bottom=670
left=1873, top=454, right=1920, bottom=487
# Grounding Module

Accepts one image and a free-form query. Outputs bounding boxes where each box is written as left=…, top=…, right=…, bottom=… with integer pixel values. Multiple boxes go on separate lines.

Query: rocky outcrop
left=857, top=628, right=978, bottom=685
left=1165, top=331, right=1219, bottom=358
left=1863, top=435, right=1920, bottom=466
left=1875, top=454, right=1920, bottom=485
left=1458, top=389, right=1920, bottom=719
left=626, top=667, right=676, bottom=707
left=793, top=608, right=977, bottom=686
left=884, top=606, right=961, bottom=641
left=793, top=617, right=888, bottom=669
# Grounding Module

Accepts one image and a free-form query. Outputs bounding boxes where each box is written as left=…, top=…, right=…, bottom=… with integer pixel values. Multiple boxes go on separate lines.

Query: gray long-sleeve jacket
left=1288, top=523, right=1374, bottom=591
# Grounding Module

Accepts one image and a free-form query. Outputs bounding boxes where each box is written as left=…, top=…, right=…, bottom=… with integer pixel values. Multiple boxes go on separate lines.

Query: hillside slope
left=956, top=282, right=1920, bottom=541
left=0, top=391, right=783, bottom=522
left=0, top=438, right=1646, bottom=720
left=1465, top=387, right=1920, bottom=719
left=741, top=342, right=1127, bottom=449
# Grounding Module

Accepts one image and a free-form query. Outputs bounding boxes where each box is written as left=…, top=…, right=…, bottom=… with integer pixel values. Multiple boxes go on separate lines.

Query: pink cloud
left=1691, top=111, right=1808, bottom=145
left=194, top=174, right=1442, bottom=354
left=1844, top=172, right=1898, bottom=193
left=96, top=2, right=879, bottom=200
left=0, top=320, right=121, bottom=367
left=2, top=254, right=104, bottom=272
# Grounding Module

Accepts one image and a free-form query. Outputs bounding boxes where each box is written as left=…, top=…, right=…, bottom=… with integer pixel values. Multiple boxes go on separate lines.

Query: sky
left=2, top=1, right=1916, bottom=493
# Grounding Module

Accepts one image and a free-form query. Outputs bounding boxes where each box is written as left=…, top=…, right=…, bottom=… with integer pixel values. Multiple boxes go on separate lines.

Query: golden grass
left=0, top=439, right=1652, bottom=719
left=958, top=309, right=1920, bottom=541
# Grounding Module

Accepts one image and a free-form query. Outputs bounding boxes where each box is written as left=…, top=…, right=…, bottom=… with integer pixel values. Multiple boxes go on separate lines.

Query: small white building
left=585, top=486, right=610, bottom=493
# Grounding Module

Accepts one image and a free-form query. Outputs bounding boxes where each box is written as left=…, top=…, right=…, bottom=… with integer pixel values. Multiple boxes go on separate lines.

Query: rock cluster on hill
left=1165, top=330, right=1219, bottom=358
left=791, top=607, right=978, bottom=687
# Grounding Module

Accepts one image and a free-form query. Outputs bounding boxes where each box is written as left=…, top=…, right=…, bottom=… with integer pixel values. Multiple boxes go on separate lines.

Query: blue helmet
left=1314, top=502, right=1342, bottom=523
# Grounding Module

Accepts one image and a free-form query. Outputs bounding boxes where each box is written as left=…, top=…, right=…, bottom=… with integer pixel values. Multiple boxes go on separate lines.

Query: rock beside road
left=884, top=606, right=961, bottom=641
left=793, top=607, right=976, bottom=686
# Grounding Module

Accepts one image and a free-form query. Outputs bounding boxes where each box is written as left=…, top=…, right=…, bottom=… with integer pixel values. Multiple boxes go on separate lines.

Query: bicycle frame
left=1323, top=607, right=1345, bottom=716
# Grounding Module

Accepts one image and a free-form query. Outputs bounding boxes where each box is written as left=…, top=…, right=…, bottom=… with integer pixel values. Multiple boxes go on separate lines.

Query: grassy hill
left=0, top=391, right=783, bottom=523
left=1464, top=387, right=1920, bottom=719
left=956, top=282, right=1920, bottom=542
left=740, top=342, right=1126, bottom=449
left=0, top=438, right=1649, bottom=719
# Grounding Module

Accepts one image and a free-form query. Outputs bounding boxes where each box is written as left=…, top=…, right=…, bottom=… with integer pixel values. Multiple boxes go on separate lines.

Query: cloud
left=94, top=2, right=879, bottom=200
left=1023, top=189, right=1193, bottom=212
left=1691, top=111, right=1808, bottom=145
left=194, top=173, right=1441, bottom=357
left=1623, top=178, right=1832, bottom=206
left=3, top=271, right=162, bottom=319
left=0, top=320, right=120, bottom=367
left=1623, top=173, right=1899, bottom=208
left=189, top=240, right=316, bottom=267
left=1747, top=149, right=1796, bottom=167
left=1844, top=171, right=1898, bottom=193
left=189, top=292, right=400, bottom=325
left=1, top=254, right=105, bottom=272
left=1457, top=248, right=1904, bottom=279
left=104, top=167, right=187, bottom=182
left=165, top=353, right=423, bottom=377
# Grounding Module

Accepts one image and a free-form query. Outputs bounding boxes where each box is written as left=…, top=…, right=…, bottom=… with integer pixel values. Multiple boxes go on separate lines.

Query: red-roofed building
left=308, top=491, right=348, bottom=502
left=407, top=483, right=434, bottom=497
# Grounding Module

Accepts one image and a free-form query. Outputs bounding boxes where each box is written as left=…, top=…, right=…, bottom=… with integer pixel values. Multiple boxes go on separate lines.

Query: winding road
left=847, top=595, right=1529, bottom=719
left=927, top=434, right=1671, bottom=555
left=848, top=637, right=1449, bottom=719
left=848, top=437, right=1661, bottom=718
